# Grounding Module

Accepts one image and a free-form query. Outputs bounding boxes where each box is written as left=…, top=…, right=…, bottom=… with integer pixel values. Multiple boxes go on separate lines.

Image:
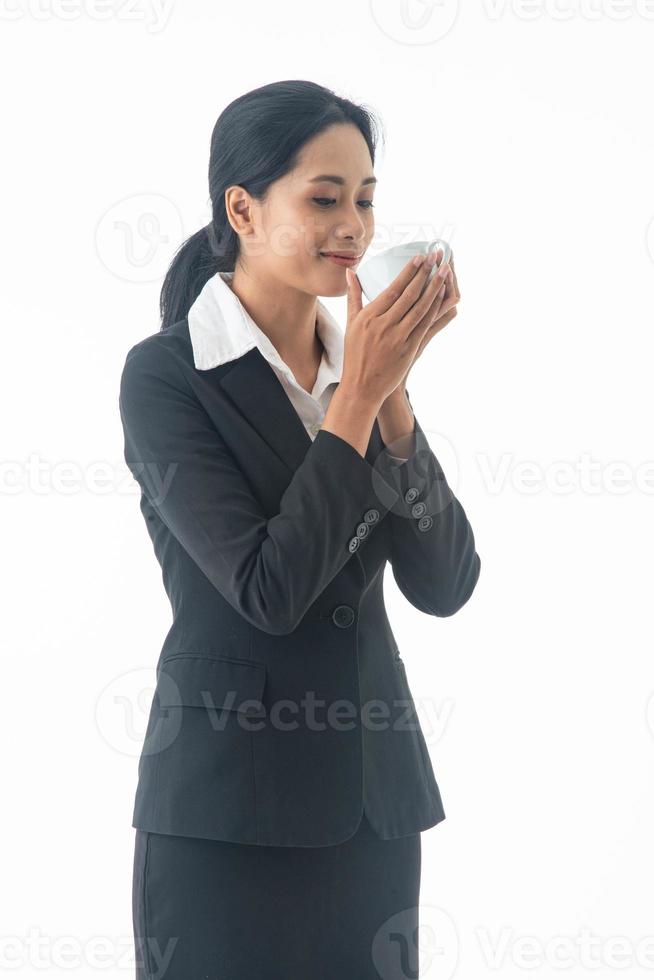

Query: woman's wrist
left=377, top=385, right=416, bottom=457
left=334, top=378, right=384, bottom=416
left=321, top=382, right=381, bottom=458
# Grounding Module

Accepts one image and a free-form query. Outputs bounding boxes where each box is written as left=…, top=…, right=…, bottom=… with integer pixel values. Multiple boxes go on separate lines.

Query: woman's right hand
left=342, top=248, right=451, bottom=406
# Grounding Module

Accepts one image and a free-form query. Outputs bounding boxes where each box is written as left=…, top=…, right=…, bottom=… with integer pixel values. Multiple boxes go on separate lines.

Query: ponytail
left=159, top=217, right=237, bottom=330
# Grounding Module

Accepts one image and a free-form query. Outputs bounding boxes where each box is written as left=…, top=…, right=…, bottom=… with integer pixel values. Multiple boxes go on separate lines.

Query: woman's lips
left=319, top=253, right=360, bottom=268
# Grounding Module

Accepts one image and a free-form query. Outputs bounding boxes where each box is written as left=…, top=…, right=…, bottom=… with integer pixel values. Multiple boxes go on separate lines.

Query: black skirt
left=132, top=810, right=421, bottom=979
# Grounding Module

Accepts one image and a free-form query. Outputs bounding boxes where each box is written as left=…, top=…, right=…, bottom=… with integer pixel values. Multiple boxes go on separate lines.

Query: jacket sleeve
left=118, top=341, right=401, bottom=636
left=377, top=389, right=481, bottom=617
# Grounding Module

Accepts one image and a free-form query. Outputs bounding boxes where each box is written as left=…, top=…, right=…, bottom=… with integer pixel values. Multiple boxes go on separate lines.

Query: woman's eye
left=312, top=197, right=375, bottom=210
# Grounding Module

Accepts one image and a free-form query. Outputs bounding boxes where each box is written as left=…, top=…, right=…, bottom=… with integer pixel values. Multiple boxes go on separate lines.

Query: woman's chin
left=313, top=258, right=356, bottom=296
left=317, top=281, right=350, bottom=298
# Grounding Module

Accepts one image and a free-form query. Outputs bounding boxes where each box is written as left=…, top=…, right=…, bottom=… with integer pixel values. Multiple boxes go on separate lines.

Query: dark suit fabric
left=118, top=315, right=481, bottom=847
left=132, top=810, right=421, bottom=980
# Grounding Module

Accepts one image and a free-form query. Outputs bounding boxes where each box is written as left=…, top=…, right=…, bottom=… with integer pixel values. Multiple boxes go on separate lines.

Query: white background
left=2, top=0, right=653, bottom=977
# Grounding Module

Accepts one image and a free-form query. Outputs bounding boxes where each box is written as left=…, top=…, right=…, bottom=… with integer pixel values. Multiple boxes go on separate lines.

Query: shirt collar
left=187, top=271, right=344, bottom=399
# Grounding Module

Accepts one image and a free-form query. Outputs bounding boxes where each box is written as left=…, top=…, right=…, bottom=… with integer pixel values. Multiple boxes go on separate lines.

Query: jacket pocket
left=157, top=654, right=267, bottom=717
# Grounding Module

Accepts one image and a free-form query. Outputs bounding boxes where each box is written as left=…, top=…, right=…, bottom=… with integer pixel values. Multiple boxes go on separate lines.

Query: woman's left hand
left=397, top=252, right=461, bottom=388
left=376, top=253, right=461, bottom=452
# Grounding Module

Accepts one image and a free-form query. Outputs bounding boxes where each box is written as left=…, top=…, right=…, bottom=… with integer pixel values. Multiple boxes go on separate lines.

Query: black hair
left=159, top=80, right=384, bottom=330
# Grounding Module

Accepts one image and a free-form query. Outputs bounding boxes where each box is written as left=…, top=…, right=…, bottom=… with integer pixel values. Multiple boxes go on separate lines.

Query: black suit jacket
left=118, top=315, right=481, bottom=846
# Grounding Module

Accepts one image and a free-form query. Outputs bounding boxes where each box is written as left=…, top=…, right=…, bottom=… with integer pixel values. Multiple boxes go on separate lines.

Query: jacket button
left=364, top=508, right=379, bottom=525
left=417, top=515, right=433, bottom=532
left=332, top=604, right=355, bottom=628
left=356, top=522, right=369, bottom=539
left=404, top=487, right=420, bottom=504
left=347, top=536, right=360, bottom=553
left=411, top=501, right=427, bottom=518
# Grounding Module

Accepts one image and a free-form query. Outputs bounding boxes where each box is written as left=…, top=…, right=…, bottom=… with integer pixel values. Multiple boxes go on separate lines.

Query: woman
left=120, top=79, right=481, bottom=979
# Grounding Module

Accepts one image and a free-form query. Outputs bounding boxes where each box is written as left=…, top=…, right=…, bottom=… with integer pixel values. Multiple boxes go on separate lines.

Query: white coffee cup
left=356, top=239, right=451, bottom=302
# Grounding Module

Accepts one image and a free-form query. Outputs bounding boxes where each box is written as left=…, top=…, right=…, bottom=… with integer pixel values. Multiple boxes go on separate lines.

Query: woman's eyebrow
left=308, top=174, right=378, bottom=186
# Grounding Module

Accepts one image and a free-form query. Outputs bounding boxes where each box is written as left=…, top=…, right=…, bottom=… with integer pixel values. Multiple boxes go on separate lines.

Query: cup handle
left=425, top=238, right=451, bottom=273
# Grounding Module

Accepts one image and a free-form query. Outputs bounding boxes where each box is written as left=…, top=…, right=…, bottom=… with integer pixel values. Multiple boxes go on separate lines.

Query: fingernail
left=426, top=250, right=439, bottom=267
left=413, top=254, right=425, bottom=267
left=438, top=262, right=450, bottom=279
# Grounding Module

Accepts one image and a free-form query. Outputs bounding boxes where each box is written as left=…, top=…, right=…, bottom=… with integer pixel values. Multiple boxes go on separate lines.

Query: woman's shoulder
left=119, top=316, right=240, bottom=419
left=119, top=317, right=198, bottom=408
left=123, top=316, right=192, bottom=370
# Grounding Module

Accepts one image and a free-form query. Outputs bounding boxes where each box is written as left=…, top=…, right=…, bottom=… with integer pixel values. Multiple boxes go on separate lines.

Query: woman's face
left=237, top=123, right=376, bottom=297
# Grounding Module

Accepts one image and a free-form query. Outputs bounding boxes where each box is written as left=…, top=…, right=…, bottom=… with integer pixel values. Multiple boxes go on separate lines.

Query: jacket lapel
left=218, top=346, right=381, bottom=475
left=219, top=347, right=313, bottom=474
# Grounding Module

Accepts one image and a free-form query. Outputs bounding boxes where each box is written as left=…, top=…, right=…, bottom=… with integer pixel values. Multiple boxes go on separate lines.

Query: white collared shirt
left=187, top=270, right=407, bottom=458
